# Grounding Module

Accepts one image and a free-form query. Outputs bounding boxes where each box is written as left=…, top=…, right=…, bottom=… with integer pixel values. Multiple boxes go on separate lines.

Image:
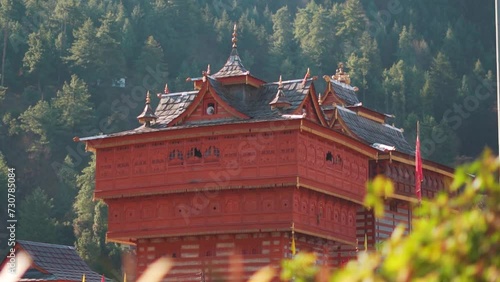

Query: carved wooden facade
left=80, top=27, right=453, bottom=281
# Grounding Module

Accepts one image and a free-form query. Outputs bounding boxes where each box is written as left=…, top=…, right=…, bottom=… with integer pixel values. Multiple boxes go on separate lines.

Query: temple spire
left=212, top=23, right=249, bottom=78
left=232, top=23, right=238, bottom=48
left=137, top=91, right=158, bottom=127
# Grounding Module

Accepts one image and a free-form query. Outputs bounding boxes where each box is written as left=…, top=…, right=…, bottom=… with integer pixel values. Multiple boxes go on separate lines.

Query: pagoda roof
left=209, top=77, right=311, bottom=120
left=1, top=240, right=106, bottom=282
left=213, top=48, right=249, bottom=78
left=335, top=105, right=413, bottom=155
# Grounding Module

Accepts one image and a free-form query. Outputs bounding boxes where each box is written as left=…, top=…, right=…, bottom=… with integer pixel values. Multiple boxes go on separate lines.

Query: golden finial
left=207, top=64, right=211, bottom=75
left=338, top=62, right=344, bottom=74
left=164, top=83, right=169, bottom=94
left=146, top=91, right=151, bottom=104
left=332, top=62, right=351, bottom=85
left=232, top=23, right=238, bottom=48
left=318, top=93, right=322, bottom=105
left=278, top=75, right=283, bottom=89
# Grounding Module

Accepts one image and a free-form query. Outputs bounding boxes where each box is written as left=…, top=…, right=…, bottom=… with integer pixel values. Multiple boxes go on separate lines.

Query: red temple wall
left=106, top=187, right=360, bottom=245
left=94, top=127, right=370, bottom=204
left=135, top=231, right=361, bottom=282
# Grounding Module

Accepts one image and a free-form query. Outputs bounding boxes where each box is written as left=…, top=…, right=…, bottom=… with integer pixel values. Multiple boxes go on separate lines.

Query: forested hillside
left=0, top=0, right=497, bottom=278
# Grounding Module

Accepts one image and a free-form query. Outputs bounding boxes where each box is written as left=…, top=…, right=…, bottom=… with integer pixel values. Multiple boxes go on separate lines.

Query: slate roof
left=213, top=48, right=249, bottom=78
left=336, top=106, right=414, bottom=154
left=330, top=80, right=359, bottom=106
left=207, top=76, right=311, bottom=120
left=153, top=91, right=198, bottom=128
left=16, top=240, right=106, bottom=282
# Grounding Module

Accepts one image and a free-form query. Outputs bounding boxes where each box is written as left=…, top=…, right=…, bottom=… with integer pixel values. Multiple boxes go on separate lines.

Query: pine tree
left=18, top=187, right=58, bottom=242
left=336, top=0, right=367, bottom=53
left=18, top=100, right=60, bottom=154
left=52, top=75, right=94, bottom=133
left=73, top=156, right=120, bottom=272
left=23, top=28, right=56, bottom=96
left=95, top=12, right=126, bottom=82
left=421, top=52, right=457, bottom=118
left=66, top=18, right=98, bottom=81
left=294, top=1, right=338, bottom=71
left=134, top=35, right=168, bottom=91
left=383, top=60, right=406, bottom=121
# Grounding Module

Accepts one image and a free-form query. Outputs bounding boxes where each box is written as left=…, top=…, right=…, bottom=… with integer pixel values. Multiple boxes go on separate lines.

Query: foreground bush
left=282, top=150, right=499, bottom=282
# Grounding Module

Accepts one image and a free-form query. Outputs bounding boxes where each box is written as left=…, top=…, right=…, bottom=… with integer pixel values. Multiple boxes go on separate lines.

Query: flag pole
left=496, top=0, right=500, bottom=159
left=415, top=121, right=422, bottom=204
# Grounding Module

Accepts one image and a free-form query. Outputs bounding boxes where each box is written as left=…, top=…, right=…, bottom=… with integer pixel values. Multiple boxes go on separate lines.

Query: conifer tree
left=421, top=52, right=457, bottom=118
left=52, top=74, right=94, bottom=133
left=73, top=156, right=120, bottom=273
left=134, top=35, right=168, bottom=91
left=18, top=187, right=58, bottom=242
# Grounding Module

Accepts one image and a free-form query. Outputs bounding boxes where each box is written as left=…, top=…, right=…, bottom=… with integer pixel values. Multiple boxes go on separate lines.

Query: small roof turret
left=269, top=75, right=291, bottom=109
left=137, top=91, right=158, bottom=127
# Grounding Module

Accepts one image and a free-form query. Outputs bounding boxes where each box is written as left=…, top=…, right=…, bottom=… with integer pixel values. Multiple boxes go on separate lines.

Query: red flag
left=415, top=123, right=423, bottom=202
left=101, top=274, right=105, bottom=282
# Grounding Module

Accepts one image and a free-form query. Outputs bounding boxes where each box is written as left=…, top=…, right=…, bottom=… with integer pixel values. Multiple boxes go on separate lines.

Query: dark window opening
left=326, top=151, right=333, bottom=162
left=187, top=147, right=202, bottom=158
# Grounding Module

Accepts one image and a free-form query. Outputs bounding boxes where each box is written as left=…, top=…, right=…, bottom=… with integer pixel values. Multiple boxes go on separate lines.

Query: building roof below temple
left=0, top=240, right=106, bottom=282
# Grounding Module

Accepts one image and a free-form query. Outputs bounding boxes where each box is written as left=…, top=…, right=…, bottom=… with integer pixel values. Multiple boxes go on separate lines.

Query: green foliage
left=133, top=35, right=168, bottom=91
left=18, top=100, right=60, bottom=153
left=73, top=156, right=120, bottom=275
left=281, top=253, right=319, bottom=282
left=0, top=151, right=9, bottom=255
left=52, top=74, right=94, bottom=132
left=18, top=187, right=58, bottom=243
left=280, top=150, right=500, bottom=281
left=0, top=85, right=5, bottom=104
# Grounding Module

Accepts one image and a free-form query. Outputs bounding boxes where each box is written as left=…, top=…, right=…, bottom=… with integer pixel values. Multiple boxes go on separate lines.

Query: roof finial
left=137, top=91, right=158, bottom=127
left=164, top=83, right=170, bottom=94
left=302, top=67, right=311, bottom=86
left=332, top=62, right=351, bottom=85
left=232, top=23, right=238, bottom=48
left=318, top=93, right=322, bottom=105
left=206, top=64, right=211, bottom=75
left=269, top=75, right=291, bottom=110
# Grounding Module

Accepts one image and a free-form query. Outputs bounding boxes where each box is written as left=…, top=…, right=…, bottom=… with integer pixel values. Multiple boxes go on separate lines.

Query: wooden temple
left=77, top=25, right=453, bottom=281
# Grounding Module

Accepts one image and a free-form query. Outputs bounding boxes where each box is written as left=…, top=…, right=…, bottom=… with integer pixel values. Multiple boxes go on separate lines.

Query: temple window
left=187, top=147, right=202, bottom=159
